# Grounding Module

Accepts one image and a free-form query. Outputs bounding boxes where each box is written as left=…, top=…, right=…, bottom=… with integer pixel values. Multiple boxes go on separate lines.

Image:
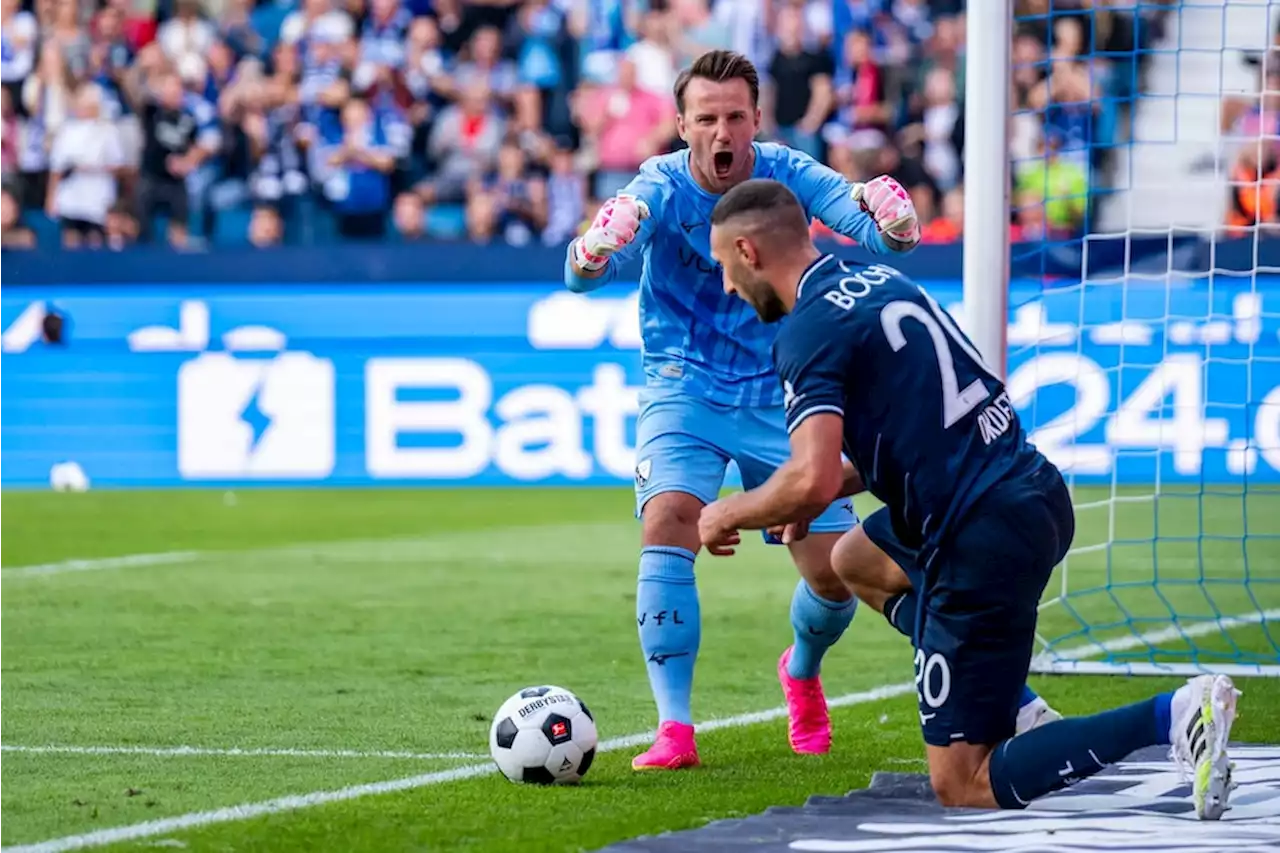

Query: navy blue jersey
left=774, top=255, right=1044, bottom=551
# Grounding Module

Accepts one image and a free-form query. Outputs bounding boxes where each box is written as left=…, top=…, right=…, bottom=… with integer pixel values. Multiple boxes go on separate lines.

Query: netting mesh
left=1003, top=0, right=1280, bottom=675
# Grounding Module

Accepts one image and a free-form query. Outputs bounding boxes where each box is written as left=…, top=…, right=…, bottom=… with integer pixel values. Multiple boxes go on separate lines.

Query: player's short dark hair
left=710, top=179, right=810, bottom=238
left=674, top=50, right=760, bottom=113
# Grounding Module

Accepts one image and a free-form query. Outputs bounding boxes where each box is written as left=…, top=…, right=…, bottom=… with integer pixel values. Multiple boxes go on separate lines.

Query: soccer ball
left=489, top=685, right=598, bottom=784
left=50, top=461, right=90, bottom=492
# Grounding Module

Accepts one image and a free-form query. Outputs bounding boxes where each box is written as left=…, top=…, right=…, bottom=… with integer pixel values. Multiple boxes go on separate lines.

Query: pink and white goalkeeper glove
left=852, top=175, right=920, bottom=247
left=572, top=194, right=650, bottom=271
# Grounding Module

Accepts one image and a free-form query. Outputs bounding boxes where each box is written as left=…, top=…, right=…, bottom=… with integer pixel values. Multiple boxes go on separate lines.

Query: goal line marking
left=11, top=608, right=1271, bottom=853
left=0, top=745, right=487, bottom=761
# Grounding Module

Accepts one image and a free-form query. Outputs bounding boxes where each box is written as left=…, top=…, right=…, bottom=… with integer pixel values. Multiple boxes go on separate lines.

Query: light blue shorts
left=633, top=390, right=857, bottom=541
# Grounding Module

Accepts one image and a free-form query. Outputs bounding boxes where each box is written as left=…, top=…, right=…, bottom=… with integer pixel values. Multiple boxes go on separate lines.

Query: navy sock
left=988, top=695, right=1170, bottom=809
left=1153, top=691, right=1173, bottom=743
left=882, top=590, right=918, bottom=638
left=636, top=546, right=700, bottom=726
left=1019, top=684, right=1040, bottom=709
left=787, top=580, right=857, bottom=679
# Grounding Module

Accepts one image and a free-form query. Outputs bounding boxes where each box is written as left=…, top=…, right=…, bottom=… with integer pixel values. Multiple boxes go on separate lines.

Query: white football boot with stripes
left=1169, top=674, right=1241, bottom=820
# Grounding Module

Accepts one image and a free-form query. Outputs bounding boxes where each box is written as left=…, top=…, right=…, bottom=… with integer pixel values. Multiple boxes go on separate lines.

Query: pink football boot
left=778, top=646, right=832, bottom=755
left=631, top=721, right=700, bottom=771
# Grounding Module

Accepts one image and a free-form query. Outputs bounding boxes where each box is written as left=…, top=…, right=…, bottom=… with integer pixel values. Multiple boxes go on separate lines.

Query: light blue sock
left=787, top=580, right=857, bottom=680
left=636, top=546, right=700, bottom=726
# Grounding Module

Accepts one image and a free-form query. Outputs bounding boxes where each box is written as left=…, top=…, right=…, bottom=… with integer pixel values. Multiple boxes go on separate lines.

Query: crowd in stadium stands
left=0, top=0, right=1183, bottom=251
left=1221, top=17, right=1280, bottom=235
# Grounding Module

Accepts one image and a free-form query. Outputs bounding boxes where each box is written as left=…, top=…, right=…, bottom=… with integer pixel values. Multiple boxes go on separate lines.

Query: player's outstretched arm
left=787, top=150, right=920, bottom=255
left=699, top=415, right=846, bottom=555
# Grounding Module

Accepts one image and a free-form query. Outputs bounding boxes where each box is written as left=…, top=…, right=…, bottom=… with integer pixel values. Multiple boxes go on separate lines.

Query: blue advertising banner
left=3, top=277, right=1279, bottom=487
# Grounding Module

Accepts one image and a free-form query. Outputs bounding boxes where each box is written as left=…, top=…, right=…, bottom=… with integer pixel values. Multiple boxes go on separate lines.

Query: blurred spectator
left=541, top=142, right=584, bottom=244
left=393, top=188, right=426, bottom=239
left=220, top=0, right=266, bottom=61
left=20, top=42, right=77, bottom=209
left=2, top=0, right=40, bottom=108
left=577, top=57, right=673, bottom=200
left=248, top=204, right=284, bottom=246
left=133, top=60, right=219, bottom=247
left=466, top=138, right=544, bottom=243
left=280, top=0, right=353, bottom=49
left=412, top=79, right=504, bottom=211
left=920, top=185, right=962, bottom=244
left=1015, top=133, right=1087, bottom=237
left=903, top=67, right=960, bottom=193
left=766, top=4, right=834, bottom=161
left=824, top=29, right=888, bottom=178
left=46, top=82, right=124, bottom=247
left=671, top=0, right=733, bottom=70
left=323, top=96, right=396, bottom=238
left=48, top=0, right=92, bottom=81
left=2, top=86, right=18, bottom=177
left=103, top=199, right=137, bottom=248
left=626, top=8, right=677, bottom=100
left=2, top=184, right=36, bottom=248
left=158, top=0, right=216, bottom=69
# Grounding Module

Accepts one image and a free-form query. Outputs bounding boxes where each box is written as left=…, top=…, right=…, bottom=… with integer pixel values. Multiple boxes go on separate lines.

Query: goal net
left=993, top=0, right=1280, bottom=676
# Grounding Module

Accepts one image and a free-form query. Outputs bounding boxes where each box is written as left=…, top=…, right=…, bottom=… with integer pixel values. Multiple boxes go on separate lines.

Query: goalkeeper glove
left=852, top=175, right=921, bottom=247
left=571, top=194, right=650, bottom=272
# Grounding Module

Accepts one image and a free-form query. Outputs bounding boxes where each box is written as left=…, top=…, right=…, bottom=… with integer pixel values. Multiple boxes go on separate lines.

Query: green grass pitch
left=3, top=487, right=1278, bottom=852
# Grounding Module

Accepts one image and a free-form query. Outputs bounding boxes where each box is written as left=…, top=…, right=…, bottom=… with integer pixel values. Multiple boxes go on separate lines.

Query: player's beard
left=733, top=268, right=785, bottom=324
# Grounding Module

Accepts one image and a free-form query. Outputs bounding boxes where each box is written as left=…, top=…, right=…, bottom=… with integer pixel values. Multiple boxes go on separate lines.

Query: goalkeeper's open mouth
left=713, top=150, right=734, bottom=180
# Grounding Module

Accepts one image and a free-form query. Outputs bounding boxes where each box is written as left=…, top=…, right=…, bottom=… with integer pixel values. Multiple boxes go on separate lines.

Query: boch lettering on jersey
left=823, top=263, right=902, bottom=311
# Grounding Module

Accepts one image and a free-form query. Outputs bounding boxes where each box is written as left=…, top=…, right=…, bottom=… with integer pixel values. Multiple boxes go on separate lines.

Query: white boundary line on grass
left=10, top=606, right=1280, bottom=853
left=0, top=745, right=487, bottom=761
left=2, top=552, right=200, bottom=578
left=4, top=683, right=917, bottom=853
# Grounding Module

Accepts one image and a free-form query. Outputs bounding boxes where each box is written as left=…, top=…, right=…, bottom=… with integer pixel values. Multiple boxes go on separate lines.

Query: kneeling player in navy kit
left=697, top=178, right=1241, bottom=819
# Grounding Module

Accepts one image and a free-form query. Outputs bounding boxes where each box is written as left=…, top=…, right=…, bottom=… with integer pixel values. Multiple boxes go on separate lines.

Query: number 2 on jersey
left=880, top=288, right=1000, bottom=429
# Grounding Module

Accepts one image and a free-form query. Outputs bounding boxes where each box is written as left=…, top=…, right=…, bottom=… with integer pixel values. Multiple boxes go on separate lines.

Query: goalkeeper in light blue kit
left=563, top=50, right=1058, bottom=770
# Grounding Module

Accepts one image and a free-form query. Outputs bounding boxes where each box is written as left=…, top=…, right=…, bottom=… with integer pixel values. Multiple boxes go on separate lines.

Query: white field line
left=0, top=745, right=486, bottom=761
left=16, top=601, right=1277, bottom=853
left=2, top=552, right=200, bottom=578
left=1035, top=606, right=1280, bottom=662
left=2, top=682, right=915, bottom=853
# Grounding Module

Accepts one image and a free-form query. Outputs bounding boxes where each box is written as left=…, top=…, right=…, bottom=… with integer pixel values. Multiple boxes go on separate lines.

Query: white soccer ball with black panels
left=489, top=685, right=598, bottom=784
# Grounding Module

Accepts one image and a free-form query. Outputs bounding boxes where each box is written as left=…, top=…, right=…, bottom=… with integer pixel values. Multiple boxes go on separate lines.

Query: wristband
left=572, top=238, right=607, bottom=272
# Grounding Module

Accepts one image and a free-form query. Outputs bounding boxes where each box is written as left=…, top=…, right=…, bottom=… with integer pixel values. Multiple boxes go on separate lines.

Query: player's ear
left=675, top=112, right=688, bottom=142
left=735, top=236, right=757, bottom=269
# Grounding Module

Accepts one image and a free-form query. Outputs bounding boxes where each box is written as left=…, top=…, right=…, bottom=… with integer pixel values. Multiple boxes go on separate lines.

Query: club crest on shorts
left=635, top=459, right=652, bottom=487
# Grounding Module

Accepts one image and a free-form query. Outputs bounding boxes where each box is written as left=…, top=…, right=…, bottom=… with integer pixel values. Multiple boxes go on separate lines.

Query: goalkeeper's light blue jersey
left=564, top=142, right=896, bottom=408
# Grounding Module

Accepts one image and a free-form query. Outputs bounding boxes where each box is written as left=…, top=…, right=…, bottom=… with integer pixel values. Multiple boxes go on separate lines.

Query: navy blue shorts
left=862, top=461, right=1075, bottom=747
